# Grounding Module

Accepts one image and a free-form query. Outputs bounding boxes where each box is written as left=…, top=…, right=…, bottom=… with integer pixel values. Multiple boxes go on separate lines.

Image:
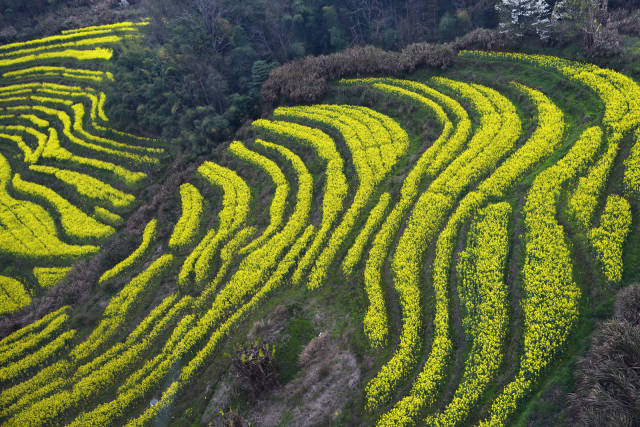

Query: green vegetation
left=1, top=3, right=640, bottom=426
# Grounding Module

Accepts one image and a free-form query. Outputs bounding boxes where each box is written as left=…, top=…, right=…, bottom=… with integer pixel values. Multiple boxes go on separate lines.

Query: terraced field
left=0, top=22, right=639, bottom=426
left=0, top=21, right=162, bottom=315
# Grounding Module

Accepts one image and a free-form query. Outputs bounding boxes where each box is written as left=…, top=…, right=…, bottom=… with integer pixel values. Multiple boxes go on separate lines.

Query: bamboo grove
left=0, top=22, right=639, bottom=427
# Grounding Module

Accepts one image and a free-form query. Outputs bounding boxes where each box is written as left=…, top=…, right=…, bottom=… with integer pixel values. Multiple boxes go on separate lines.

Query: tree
left=439, top=12, right=457, bottom=41
left=552, top=0, right=602, bottom=22
left=551, top=0, right=621, bottom=56
left=250, top=59, right=277, bottom=97
left=496, top=0, right=552, bottom=39
left=192, top=0, right=228, bottom=51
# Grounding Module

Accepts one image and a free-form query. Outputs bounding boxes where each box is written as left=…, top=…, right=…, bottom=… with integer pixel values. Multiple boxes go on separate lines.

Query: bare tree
left=192, top=0, right=227, bottom=51
left=552, top=0, right=620, bottom=55
left=345, top=0, right=384, bottom=43
left=261, top=1, right=295, bottom=63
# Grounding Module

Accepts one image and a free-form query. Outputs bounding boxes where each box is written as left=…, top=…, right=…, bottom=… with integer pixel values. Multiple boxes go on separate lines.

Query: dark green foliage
left=322, top=6, right=346, bottom=50
left=0, top=0, right=505, bottom=155
left=439, top=13, right=458, bottom=42
left=438, top=9, right=474, bottom=42
left=100, top=0, right=503, bottom=154
left=251, top=60, right=278, bottom=96
left=274, top=315, right=315, bottom=384
left=3, top=0, right=639, bottom=157
left=0, top=0, right=87, bottom=17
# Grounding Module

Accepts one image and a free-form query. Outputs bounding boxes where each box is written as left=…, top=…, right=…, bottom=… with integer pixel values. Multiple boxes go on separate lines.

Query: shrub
left=232, top=340, right=278, bottom=398
left=453, top=28, right=513, bottom=51
left=261, top=43, right=456, bottom=106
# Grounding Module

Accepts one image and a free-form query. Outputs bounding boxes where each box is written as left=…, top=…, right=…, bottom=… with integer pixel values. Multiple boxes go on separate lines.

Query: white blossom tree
left=496, top=0, right=552, bottom=39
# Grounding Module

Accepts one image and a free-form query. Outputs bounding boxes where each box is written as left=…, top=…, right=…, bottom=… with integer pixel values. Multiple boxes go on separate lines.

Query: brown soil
left=246, top=332, right=360, bottom=427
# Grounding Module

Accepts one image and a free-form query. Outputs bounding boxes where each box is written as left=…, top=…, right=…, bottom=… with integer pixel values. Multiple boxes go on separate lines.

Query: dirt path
left=382, top=238, right=403, bottom=353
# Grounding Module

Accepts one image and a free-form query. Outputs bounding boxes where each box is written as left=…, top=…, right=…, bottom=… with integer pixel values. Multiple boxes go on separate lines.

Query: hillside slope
left=0, top=22, right=639, bottom=426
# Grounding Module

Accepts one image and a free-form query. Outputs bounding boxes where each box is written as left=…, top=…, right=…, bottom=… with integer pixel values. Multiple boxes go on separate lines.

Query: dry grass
left=568, top=284, right=640, bottom=426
